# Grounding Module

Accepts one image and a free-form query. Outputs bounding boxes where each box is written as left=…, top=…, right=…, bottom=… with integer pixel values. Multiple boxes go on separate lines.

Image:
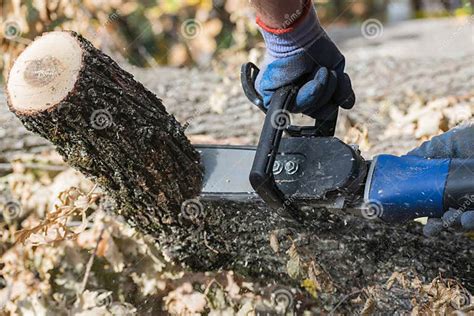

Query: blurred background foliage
left=0, top=0, right=473, bottom=80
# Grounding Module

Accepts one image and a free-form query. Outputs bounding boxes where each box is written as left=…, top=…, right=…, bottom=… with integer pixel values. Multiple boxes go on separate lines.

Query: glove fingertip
left=333, top=73, right=356, bottom=109
left=339, top=92, right=356, bottom=110
left=460, top=211, right=474, bottom=230
left=295, top=68, right=331, bottom=110
left=315, top=67, right=329, bottom=82
left=295, top=83, right=321, bottom=110
left=442, top=209, right=462, bottom=227
left=423, top=218, right=444, bottom=237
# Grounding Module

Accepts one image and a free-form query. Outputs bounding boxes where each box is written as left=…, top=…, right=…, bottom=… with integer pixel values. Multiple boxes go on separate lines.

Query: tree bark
left=7, top=31, right=203, bottom=234
left=6, top=31, right=473, bottom=313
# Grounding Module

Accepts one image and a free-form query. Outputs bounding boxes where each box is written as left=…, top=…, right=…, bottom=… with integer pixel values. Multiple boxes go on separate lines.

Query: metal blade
left=197, top=145, right=258, bottom=201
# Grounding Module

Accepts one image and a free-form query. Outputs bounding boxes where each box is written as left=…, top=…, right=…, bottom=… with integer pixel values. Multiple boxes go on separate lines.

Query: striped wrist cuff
left=257, top=1, right=324, bottom=58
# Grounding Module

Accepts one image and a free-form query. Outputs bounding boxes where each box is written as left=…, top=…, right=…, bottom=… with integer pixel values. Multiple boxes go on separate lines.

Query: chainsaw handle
left=242, top=61, right=343, bottom=222
left=241, top=62, right=337, bottom=137
left=240, top=63, right=265, bottom=112
left=249, top=85, right=305, bottom=222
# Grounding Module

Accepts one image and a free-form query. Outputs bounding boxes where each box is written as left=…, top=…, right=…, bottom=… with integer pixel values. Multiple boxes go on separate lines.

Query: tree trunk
left=6, top=31, right=203, bottom=234
left=6, top=31, right=473, bottom=313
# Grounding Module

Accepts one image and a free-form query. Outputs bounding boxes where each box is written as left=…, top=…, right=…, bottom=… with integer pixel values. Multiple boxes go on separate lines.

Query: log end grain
left=7, top=31, right=203, bottom=232
left=7, top=31, right=83, bottom=115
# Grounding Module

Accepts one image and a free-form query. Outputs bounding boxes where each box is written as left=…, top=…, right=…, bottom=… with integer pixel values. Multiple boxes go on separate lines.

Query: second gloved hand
left=255, top=1, right=355, bottom=119
left=407, top=122, right=474, bottom=237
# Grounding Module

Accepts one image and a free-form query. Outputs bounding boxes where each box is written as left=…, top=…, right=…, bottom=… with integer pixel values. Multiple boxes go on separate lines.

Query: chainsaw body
left=199, top=63, right=368, bottom=221
left=198, top=136, right=366, bottom=205
left=197, top=63, right=474, bottom=223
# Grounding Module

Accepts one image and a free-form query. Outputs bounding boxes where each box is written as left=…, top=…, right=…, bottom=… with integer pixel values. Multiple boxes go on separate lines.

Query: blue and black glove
left=366, top=123, right=474, bottom=236
left=255, top=0, right=355, bottom=119
left=407, top=123, right=474, bottom=237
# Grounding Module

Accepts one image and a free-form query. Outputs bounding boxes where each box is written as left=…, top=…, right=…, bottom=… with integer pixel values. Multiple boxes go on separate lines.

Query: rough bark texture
left=7, top=31, right=203, bottom=235
left=158, top=199, right=473, bottom=312
left=6, top=31, right=473, bottom=313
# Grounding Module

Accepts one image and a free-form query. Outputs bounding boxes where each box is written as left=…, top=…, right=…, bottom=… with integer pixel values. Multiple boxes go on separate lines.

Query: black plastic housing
left=444, top=159, right=474, bottom=210
left=242, top=62, right=366, bottom=222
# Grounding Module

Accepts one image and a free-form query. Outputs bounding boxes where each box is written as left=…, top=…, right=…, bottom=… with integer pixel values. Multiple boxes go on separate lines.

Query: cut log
left=7, top=31, right=203, bottom=232
left=6, top=31, right=473, bottom=313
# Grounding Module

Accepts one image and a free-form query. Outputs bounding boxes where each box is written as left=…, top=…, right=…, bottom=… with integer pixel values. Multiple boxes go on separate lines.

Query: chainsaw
left=197, top=63, right=474, bottom=223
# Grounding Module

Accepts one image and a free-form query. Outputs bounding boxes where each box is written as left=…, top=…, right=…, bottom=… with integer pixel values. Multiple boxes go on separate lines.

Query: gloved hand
left=407, top=122, right=474, bottom=237
left=422, top=209, right=474, bottom=237
left=255, top=0, right=355, bottom=119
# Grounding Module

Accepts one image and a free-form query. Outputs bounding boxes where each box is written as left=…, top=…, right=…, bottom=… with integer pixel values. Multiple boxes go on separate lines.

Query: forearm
left=251, top=0, right=304, bottom=29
